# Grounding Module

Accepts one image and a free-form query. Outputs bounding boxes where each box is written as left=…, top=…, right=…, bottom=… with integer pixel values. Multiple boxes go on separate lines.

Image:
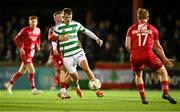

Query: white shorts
left=63, top=52, right=86, bottom=74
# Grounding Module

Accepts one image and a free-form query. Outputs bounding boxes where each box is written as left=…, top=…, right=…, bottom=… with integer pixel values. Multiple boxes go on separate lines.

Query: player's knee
left=70, top=73, right=78, bottom=82
left=157, top=67, right=167, bottom=76
left=159, top=70, right=167, bottom=77
left=136, top=74, right=142, bottom=78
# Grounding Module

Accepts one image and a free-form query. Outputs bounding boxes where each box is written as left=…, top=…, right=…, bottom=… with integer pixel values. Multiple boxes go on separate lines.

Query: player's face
left=54, top=14, right=63, bottom=24
left=63, top=14, right=72, bottom=24
left=29, top=19, right=38, bottom=28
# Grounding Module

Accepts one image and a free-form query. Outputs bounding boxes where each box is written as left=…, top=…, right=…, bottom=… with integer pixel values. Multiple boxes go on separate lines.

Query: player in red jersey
left=125, top=8, right=177, bottom=104
left=5, top=15, right=42, bottom=95
left=47, top=11, right=66, bottom=91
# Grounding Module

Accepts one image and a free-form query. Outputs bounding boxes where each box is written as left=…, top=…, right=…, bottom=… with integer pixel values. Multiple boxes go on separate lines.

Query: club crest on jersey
left=72, top=27, right=76, bottom=31
left=62, top=29, right=65, bottom=33
left=29, top=36, right=38, bottom=41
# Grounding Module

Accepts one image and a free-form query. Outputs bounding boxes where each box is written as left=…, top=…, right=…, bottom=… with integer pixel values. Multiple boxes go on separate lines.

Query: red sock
left=28, top=73, right=35, bottom=89
left=66, top=84, right=70, bottom=90
left=161, top=81, right=169, bottom=95
left=137, top=84, right=146, bottom=101
left=52, top=75, right=59, bottom=87
left=10, top=72, right=22, bottom=84
left=60, top=82, right=69, bottom=89
left=60, top=82, right=66, bottom=88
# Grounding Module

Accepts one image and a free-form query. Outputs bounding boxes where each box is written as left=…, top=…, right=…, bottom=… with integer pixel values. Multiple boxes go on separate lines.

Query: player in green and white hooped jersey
left=54, top=8, right=104, bottom=97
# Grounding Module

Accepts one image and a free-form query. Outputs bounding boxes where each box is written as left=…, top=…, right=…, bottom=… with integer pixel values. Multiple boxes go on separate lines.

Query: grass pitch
left=0, top=90, right=179, bottom=111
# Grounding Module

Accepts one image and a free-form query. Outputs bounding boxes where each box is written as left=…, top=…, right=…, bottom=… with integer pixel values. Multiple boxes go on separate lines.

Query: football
left=88, top=78, right=101, bottom=90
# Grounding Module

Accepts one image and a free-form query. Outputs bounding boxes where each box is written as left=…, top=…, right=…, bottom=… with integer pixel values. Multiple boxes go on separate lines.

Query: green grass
left=0, top=90, right=179, bottom=111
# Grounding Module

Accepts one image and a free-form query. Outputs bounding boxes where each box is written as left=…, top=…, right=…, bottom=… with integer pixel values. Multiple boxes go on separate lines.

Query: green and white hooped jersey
left=54, top=20, right=85, bottom=57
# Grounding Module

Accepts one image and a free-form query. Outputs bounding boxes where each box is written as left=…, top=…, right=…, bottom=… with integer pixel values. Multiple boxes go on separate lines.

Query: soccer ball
left=88, top=79, right=101, bottom=90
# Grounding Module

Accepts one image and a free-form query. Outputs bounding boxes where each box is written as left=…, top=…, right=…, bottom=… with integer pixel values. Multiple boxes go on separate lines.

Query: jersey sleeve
left=14, top=28, right=25, bottom=49
left=53, top=25, right=61, bottom=36
left=78, top=22, right=86, bottom=32
left=49, top=27, right=60, bottom=41
left=126, top=28, right=131, bottom=38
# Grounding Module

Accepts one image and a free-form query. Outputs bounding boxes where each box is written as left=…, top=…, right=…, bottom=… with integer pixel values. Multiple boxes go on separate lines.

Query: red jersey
left=48, top=26, right=63, bottom=68
left=14, top=26, right=41, bottom=51
left=126, top=22, right=158, bottom=55
left=126, top=22, right=163, bottom=71
left=48, top=26, right=60, bottom=54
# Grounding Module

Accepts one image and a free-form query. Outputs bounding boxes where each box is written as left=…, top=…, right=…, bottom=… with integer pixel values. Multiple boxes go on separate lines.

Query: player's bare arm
left=36, top=45, right=40, bottom=51
left=19, top=48, right=25, bottom=55
left=77, top=40, right=82, bottom=48
left=125, top=36, right=131, bottom=53
left=154, top=40, right=174, bottom=68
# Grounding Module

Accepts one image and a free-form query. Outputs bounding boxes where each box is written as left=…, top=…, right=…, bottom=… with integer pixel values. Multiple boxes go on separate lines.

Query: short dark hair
left=29, top=15, right=38, bottom=20
left=137, top=8, right=149, bottom=20
left=53, top=11, right=62, bottom=17
left=62, top=8, right=73, bottom=15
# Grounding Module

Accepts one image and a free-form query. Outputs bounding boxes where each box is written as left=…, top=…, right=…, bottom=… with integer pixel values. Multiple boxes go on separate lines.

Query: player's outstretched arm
left=83, top=28, right=103, bottom=47
left=154, top=40, right=174, bottom=68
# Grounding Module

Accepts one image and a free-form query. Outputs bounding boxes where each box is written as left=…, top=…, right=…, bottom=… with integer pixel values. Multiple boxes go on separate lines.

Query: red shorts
left=50, top=51, right=63, bottom=70
left=20, top=53, right=32, bottom=64
left=130, top=52, right=163, bottom=72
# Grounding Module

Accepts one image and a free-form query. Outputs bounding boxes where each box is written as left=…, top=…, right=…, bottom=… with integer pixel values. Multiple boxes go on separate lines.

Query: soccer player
left=54, top=8, right=104, bottom=97
left=5, top=15, right=42, bottom=95
left=47, top=11, right=68, bottom=91
left=125, top=8, right=177, bottom=104
left=48, top=11, right=83, bottom=99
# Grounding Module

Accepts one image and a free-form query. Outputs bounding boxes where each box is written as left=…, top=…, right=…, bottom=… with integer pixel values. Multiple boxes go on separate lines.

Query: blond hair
left=29, top=15, right=38, bottom=20
left=53, top=11, right=62, bottom=17
left=137, top=8, right=149, bottom=20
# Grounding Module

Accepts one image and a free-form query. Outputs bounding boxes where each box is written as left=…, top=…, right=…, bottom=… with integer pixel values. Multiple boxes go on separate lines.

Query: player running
left=5, top=15, right=42, bottom=95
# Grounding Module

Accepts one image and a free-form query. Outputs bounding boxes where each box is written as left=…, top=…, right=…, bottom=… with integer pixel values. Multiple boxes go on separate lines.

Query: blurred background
left=0, top=0, right=180, bottom=90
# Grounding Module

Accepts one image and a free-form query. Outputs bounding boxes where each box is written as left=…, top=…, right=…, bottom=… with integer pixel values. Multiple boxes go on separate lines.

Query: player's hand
left=37, top=47, right=40, bottom=51
left=46, top=60, right=51, bottom=66
left=20, top=48, right=25, bottom=55
left=96, top=39, right=103, bottom=47
left=53, top=49, right=58, bottom=55
left=59, top=34, right=71, bottom=41
left=164, top=59, right=174, bottom=68
left=77, top=41, right=82, bottom=48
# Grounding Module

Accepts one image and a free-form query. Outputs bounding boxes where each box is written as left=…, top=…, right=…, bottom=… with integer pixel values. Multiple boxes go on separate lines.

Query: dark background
left=0, top=0, right=180, bottom=64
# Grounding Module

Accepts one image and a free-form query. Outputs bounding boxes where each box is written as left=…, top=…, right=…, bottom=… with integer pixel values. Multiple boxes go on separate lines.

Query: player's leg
left=5, top=62, right=26, bottom=95
left=26, top=62, right=42, bottom=95
left=69, top=72, right=83, bottom=98
left=79, top=59, right=95, bottom=80
left=63, top=56, right=83, bottom=98
left=58, top=65, right=71, bottom=99
left=79, top=58, right=104, bottom=97
left=135, top=70, right=148, bottom=104
left=51, top=68, right=60, bottom=91
left=50, top=53, right=62, bottom=90
left=156, top=66, right=177, bottom=104
left=62, top=71, right=84, bottom=98
left=148, top=54, right=177, bottom=104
